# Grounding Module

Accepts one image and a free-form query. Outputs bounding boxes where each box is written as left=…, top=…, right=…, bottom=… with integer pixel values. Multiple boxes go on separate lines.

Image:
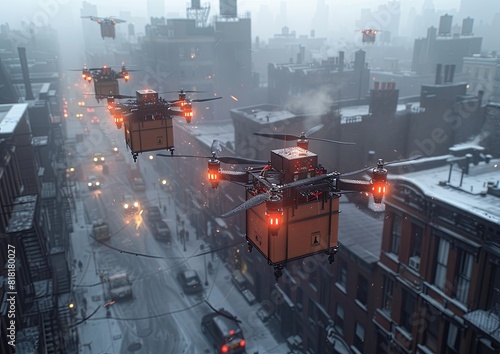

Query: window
left=454, top=250, right=473, bottom=304
left=356, top=275, right=368, bottom=308
left=434, top=238, right=450, bottom=290
left=390, top=214, right=402, bottom=255
left=337, top=259, right=347, bottom=291
left=410, top=224, right=423, bottom=258
left=353, top=322, right=365, bottom=352
left=401, top=290, right=416, bottom=333
left=335, top=304, right=344, bottom=335
left=444, top=322, right=460, bottom=354
left=423, top=308, right=439, bottom=352
left=382, top=276, right=394, bottom=314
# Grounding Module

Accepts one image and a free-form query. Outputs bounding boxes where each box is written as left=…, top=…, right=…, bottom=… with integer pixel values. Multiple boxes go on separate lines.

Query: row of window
left=334, top=303, right=365, bottom=352
left=389, top=213, right=473, bottom=304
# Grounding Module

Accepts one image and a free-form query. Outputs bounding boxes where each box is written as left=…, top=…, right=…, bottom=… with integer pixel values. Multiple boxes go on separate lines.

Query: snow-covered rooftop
left=176, top=120, right=235, bottom=151
left=391, top=159, right=500, bottom=224
left=232, top=105, right=297, bottom=124
left=0, top=103, right=28, bottom=135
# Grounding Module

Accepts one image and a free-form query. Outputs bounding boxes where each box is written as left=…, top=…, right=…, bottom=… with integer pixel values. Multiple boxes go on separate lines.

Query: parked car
left=201, top=309, right=246, bottom=353
left=87, top=175, right=101, bottom=190
left=151, top=220, right=171, bottom=243
left=176, top=269, right=203, bottom=294
left=145, top=206, right=162, bottom=223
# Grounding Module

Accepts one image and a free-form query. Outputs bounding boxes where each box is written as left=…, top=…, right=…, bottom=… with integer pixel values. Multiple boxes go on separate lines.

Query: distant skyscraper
left=276, top=2, right=287, bottom=29
left=312, top=0, right=329, bottom=37
left=147, top=0, right=165, bottom=19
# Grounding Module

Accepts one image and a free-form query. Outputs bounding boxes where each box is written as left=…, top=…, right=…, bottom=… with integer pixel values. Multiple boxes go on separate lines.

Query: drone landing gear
left=273, top=264, right=284, bottom=282
left=169, top=148, right=174, bottom=156
left=132, top=153, right=138, bottom=162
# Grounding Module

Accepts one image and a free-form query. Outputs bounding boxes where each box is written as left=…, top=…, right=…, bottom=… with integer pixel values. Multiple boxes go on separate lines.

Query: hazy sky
left=1, top=0, right=463, bottom=33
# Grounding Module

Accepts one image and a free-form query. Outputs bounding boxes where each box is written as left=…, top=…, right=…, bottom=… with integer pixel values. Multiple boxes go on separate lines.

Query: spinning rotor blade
left=161, top=90, right=206, bottom=94
left=253, top=133, right=301, bottom=141
left=305, top=123, right=324, bottom=137
left=221, top=192, right=271, bottom=218
left=281, top=173, right=333, bottom=190
left=254, top=132, right=354, bottom=145
left=307, top=137, right=355, bottom=145
left=341, top=155, right=423, bottom=177
left=191, top=97, right=223, bottom=103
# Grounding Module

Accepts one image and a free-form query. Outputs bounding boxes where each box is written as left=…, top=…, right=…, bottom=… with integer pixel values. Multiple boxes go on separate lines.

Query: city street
left=65, top=113, right=289, bottom=353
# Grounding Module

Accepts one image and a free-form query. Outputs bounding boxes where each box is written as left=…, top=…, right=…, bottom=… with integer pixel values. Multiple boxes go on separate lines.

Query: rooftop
left=176, top=119, right=235, bottom=151
left=391, top=159, right=500, bottom=224
left=231, top=104, right=297, bottom=125
left=338, top=201, right=383, bottom=265
left=0, top=103, right=28, bottom=135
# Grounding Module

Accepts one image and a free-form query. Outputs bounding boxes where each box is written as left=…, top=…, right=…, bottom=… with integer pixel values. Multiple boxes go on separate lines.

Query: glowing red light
left=239, top=339, right=246, bottom=347
left=221, top=345, right=229, bottom=353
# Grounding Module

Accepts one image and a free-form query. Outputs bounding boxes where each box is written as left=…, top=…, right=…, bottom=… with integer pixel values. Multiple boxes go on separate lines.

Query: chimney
left=381, top=82, right=387, bottom=90
left=374, top=81, right=380, bottom=90
left=339, top=51, right=344, bottom=72
left=435, top=64, right=442, bottom=84
left=17, top=47, right=34, bottom=100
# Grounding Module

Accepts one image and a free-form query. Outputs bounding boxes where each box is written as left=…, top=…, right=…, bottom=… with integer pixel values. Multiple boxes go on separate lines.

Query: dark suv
left=151, top=220, right=171, bottom=243
left=201, top=310, right=246, bottom=353
left=145, top=206, right=162, bottom=224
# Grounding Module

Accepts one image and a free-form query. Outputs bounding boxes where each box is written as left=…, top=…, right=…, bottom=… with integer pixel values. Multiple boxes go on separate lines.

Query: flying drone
left=158, top=126, right=392, bottom=280
left=359, top=28, right=381, bottom=44
left=105, top=89, right=222, bottom=161
left=72, top=64, right=137, bottom=102
left=81, top=16, right=126, bottom=39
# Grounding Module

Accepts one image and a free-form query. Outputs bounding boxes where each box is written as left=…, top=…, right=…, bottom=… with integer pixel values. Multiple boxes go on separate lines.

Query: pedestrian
left=185, top=230, right=190, bottom=242
left=179, top=228, right=185, bottom=242
left=78, top=260, right=83, bottom=271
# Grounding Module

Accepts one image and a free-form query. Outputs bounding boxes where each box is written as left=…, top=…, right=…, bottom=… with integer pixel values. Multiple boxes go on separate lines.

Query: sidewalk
left=70, top=196, right=124, bottom=353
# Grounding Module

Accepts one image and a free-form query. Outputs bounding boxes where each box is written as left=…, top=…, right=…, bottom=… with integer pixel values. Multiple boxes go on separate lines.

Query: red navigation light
left=184, top=107, right=193, bottom=123
left=114, top=116, right=124, bottom=129
left=221, top=345, right=229, bottom=353
left=208, top=159, right=221, bottom=188
left=124, top=73, right=129, bottom=82
left=239, top=339, right=246, bottom=347
left=265, top=197, right=283, bottom=235
left=371, top=159, right=388, bottom=203
left=86, top=75, right=92, bottom=83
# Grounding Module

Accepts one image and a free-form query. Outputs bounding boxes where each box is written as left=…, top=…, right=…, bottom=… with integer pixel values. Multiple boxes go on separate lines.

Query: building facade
left=374, top=149, right=500, bottom=353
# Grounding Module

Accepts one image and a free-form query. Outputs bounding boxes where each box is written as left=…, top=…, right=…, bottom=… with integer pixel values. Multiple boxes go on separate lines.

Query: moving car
left=201, top=309, right=246, bottom=353
left=93, top=152, right=105, bottom=165
left=87, top=175, right=101, bottom=190
left=122, top=194, right=140, bottom=214
left=176, top=269, right=203, bottom=294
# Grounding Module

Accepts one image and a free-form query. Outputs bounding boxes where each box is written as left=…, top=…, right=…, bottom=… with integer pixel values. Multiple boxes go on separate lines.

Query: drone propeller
left=254, top=123, right=355, bottom=145
left=340, top=155, right=423, bottom=177
left=191, top=97, right=223, bottom=103
left=221, top=192, right=273, bottom=218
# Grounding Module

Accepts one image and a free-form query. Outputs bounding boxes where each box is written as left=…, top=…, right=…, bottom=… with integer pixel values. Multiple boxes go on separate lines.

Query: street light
left=200, top=244, right=209, bottom=286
